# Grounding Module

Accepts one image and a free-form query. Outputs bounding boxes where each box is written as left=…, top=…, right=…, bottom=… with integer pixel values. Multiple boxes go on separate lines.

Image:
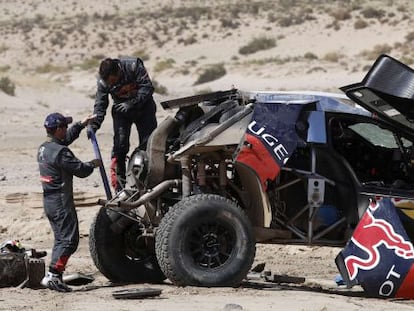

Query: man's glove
left=114, top=101, right=134, bottom=114
left=91, top=159, right=103, bottom=168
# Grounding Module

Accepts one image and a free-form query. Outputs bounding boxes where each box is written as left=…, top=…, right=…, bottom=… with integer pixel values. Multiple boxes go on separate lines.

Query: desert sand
left=2, top=0, right=414, bottom=310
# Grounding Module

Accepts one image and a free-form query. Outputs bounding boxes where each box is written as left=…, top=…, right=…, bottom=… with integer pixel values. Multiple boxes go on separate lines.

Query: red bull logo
left=345, top=200, right=414, bottom=281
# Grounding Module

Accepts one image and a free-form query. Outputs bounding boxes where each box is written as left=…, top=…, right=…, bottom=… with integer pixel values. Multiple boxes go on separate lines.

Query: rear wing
left=160, top=89, right=239, bottom=110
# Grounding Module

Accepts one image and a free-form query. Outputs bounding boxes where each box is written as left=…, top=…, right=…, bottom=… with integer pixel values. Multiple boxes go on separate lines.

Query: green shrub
left=354, top=19, right=368, bottom=29
left=323, top=52, right=341, bottom=63
left=0, top=76, right=15, bottom=96
left=79, top=54, right=105, bottom=71
left=239, top=36, right=276, bottom=55
left=154, top=58, right=175, bottom=73
left=35, top=64, right=67, bottom=74
left=361, top=7, right=385, bottom=19
left=360, top=44, right=392, bottom=60
left=194, top=64, right=226, bottom=85
left=153, top=79, right=168, bottom=95
left=304, top=52, right=318, bottom=60
left=330, top=8, right=351, bottom=21
left=405, top=31, right=414, bottom=42
left=133, top=48, right=150, bottom=61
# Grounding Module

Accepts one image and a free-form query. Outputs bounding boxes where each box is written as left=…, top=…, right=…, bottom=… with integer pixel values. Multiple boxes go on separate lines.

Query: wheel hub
left=189, top=222, right=235, bottom=269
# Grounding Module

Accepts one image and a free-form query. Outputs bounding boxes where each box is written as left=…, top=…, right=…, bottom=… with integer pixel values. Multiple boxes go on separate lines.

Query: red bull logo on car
left=336, top=198, right=414, bottom=298
left=345, top=201, right=414, bottom=281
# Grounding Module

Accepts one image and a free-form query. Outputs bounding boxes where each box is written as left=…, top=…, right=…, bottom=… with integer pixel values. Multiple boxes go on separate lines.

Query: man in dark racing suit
left=38, top=112, right=101, bottom=292
left=90, top=57, right=157, bottom=192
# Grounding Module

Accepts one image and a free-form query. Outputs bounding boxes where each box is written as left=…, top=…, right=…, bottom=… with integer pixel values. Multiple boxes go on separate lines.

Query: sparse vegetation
left=0, top=0, right=413, bottom=89
left=239, top=36, right=276, bottom=55
left=330, top=8, right=351, bottom=21
left=153, top=79, right=168, bottom=95
left=133, top=49, right=150, bottom=61
left=323, top=52, right=341, bottom=63
left=78, top=54, right=105, bottom=71
left=35, top=64, right=67, bottom=74
left=154, top=58, right=176, bottom=73
left=194, top=63, right=226, bottom=85
left=360, top=44, right=392, bottom=60
left=361, top=7, right=385, bottom=19
left=354, top=19, right=368, bottom=29
left=304, top=52, right=318, bottom=60
left=0, top=76, right=16, bottom=96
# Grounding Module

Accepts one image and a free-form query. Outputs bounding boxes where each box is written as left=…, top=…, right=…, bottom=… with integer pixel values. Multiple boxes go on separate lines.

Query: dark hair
left=46, top=127, right=57, bottom=135
left=99, top=58, right=120, bottom=81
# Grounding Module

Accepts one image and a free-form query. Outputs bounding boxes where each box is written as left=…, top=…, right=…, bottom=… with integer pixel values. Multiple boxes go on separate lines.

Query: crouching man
left=37, top=112, right=101, bottom=292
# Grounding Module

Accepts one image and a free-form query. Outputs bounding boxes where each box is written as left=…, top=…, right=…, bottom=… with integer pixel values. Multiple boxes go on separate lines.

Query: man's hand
left=113, top=102, right=134, bottom=114
left=81, top=114, right=97, bottom=127
left=91, top=159, right=103, bottom=168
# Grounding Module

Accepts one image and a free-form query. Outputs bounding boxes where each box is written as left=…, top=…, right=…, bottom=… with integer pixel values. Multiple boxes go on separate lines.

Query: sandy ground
left=2, top=80, right=414, bottom=311
left=3, top=0, right=414, bottom=310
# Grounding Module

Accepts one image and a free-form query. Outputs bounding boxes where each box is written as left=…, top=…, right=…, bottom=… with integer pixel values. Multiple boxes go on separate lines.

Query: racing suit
left=91, top=57, right=157, bottom=191
left=37, top=122, right=95, bottom=274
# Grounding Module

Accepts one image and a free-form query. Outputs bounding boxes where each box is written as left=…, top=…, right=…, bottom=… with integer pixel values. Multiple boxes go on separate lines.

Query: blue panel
left=307, top=111, right=326, bottom=143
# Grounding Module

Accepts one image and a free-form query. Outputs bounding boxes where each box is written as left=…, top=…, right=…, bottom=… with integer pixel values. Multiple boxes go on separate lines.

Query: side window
left=349, top=123, right=399, bottom=148
left=330, top=118, right=414, bottom=187
left=349, top=123, right=413, bottom=148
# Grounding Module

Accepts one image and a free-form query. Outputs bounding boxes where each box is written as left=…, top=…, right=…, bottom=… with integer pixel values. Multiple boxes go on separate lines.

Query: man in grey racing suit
left=90, top=57, right=157, bottom=192
left=38, top=112, right=101, bottom=292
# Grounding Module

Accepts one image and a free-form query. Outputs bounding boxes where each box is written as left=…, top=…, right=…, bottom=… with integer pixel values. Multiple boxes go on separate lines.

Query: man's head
left=99, top=58, right=121, bottom=87
left=44, top=113, right=72, bottom=138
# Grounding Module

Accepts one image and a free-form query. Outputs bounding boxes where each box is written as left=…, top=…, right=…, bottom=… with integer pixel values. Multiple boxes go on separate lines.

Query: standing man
left=90, top=57, right=157, bottom=192
left=38, top=112, right=101, bottom=292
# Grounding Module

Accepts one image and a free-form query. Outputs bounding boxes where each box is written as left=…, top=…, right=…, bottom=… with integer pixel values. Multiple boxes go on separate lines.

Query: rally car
left=89, top=54, right=414, bottom=298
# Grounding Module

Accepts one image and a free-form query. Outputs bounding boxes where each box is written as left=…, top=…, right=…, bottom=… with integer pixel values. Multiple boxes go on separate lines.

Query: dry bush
left=35, top=64, right=67, bottom=74
left=354, top=19, right=368, bottom=29
left=278, top=15, right=305, bottom=27
left=132, top=49, right=150, bottom=61
left=152, top=79, right=168, bottom=95
left=360, top=44, right=392, bottom=60
left=79, top=54, right=105, bottom=71
left=0, top=76, right=15, bottom=96
left=154, top=58, right=176, bottom=73
left=0, top=65, right=10, bottom=72
left=0, top=44, right=8, bottom=53
left=239, top=36, right=276, bottom=55
left=330, top=8, right=351, bottom=21
left=405, top=31, right=414, bottom=42
left=323, top=52, right=341, bottom=63
left=361, top=7, right=385, bottom=19
left=194, top=63, right=226, bottom=85
left=304, top=52, right=318, bottom=60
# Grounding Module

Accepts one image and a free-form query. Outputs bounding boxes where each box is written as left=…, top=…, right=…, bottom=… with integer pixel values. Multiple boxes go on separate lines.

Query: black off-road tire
left=155, top=194, right=256, bottom=286
left=89, top=207, right=165, bottom=283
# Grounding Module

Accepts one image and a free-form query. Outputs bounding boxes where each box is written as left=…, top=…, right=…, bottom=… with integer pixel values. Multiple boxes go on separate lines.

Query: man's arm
left=58, top=148, right=99, bottom=178
left=62, top=122, right=84, bottom=146
left=63, top=114, right=97, bottom=146
left=91, top=80, right=110, bottom=132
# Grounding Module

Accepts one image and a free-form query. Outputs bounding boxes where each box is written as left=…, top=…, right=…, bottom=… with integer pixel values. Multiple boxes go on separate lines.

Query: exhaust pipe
left=103, top=179, right=181, bottom=233
left=117, top=179, right=181, bottom=210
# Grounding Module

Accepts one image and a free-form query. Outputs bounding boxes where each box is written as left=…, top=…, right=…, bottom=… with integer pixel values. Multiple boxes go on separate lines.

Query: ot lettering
left=379, top=265, right=401, bottom=297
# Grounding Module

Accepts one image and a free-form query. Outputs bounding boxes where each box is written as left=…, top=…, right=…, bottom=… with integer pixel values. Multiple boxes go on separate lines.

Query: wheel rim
left=187, top=221, right=236, bottom=269
left=123, top=224, right=153, bottom=262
